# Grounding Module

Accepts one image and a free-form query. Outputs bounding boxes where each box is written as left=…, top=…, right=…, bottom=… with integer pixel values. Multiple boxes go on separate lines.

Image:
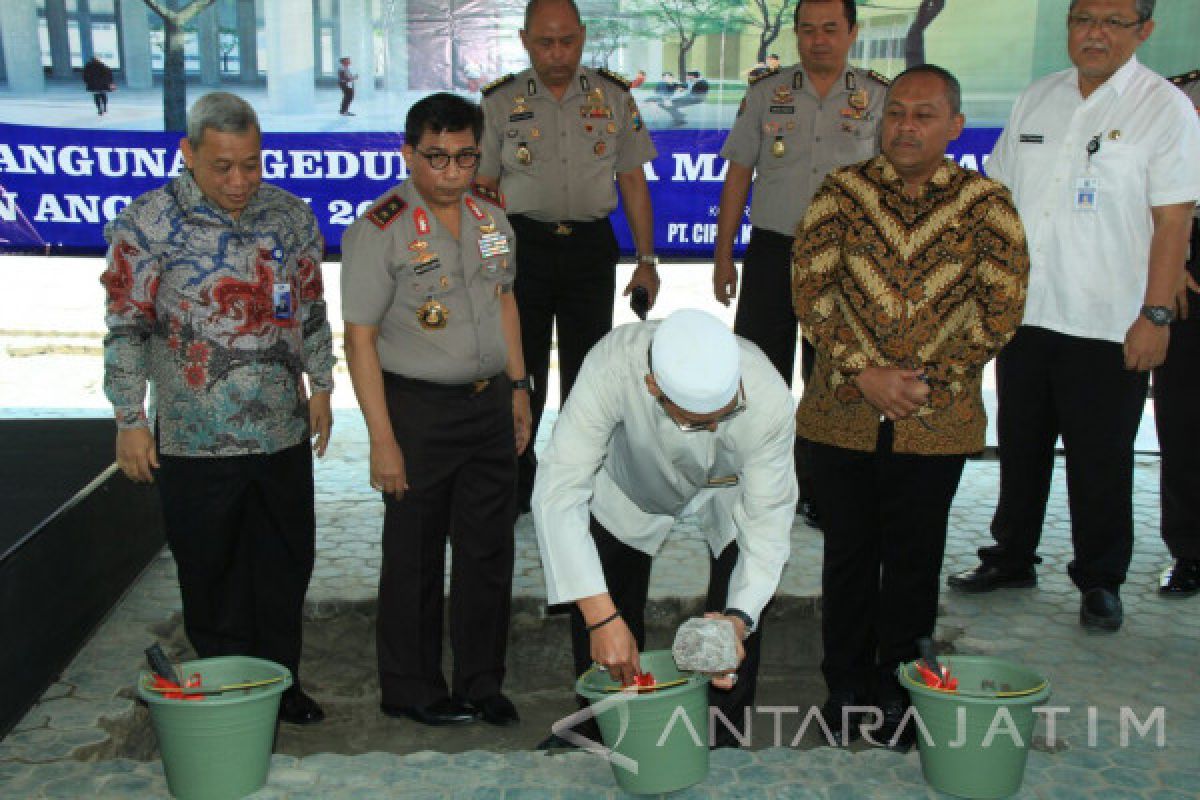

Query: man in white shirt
left=532, top=309, right=797, bottom=748
left=948, top=0, right=1200, bottom=631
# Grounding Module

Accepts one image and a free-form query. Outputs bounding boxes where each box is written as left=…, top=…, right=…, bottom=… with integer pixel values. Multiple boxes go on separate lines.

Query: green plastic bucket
left=575, top=649, right=711, bottom=795
left=899, top=655, right=1051, bottom=800
left=137, top=656, right=293, bottom=800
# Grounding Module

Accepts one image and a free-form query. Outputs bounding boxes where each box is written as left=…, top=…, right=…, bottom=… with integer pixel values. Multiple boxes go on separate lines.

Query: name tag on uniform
left=272, top=282, right=293, bottom=320
left=768, top=105, right=795, bottom=114
left=1019, top=134, right=1045, bottom=144
left=509, top=112, right=534, bottom=122
left=413, top=257, right=442, bottom=275
left=1074, top=177, right=1099, bottom=212
left=479, top=231, right=510, bottom=259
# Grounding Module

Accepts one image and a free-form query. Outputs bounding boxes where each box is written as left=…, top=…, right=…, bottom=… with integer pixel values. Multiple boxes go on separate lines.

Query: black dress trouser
left=567, top=518, right=765, bottom=748
left=812, top=424, right=966, bottom=702
left=733, top=226, right=815, bottom=497
left=156, top=441, right=316, bottom=681
left=510, top=214, right=618, bottom=504
left=377, top=373, right=516, bottom=707
left=1153, top=237, right=1200, bottom=560
left=981, top=325, right=1149, bottom=591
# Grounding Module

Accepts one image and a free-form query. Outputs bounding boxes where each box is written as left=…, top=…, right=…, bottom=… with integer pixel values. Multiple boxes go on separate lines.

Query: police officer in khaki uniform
left=714, top=0, right=886, bottom=526
left=1156, top=69, right=1200, bottom=596
left=477, top=0, right=659, bottom=511
left=342, top=93, right=531, bottom=728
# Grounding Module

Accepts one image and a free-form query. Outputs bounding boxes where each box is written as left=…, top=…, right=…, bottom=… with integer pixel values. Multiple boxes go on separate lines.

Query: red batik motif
left=183, top=362, right=207, bottom=388
left=208, top=249, right=296, bottom=337
left=100, top=240, right=158, bottom=321
left=296, top=255, right=323, bottom=302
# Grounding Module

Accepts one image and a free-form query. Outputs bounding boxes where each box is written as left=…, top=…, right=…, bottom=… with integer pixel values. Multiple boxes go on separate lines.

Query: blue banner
left=0, top=123, right=1001, bottom=257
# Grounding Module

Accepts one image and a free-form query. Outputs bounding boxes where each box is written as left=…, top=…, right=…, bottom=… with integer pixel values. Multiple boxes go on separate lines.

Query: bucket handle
left=142, top=675, right=287, bottom=696
left=899, top=666, right=1048, bottom=699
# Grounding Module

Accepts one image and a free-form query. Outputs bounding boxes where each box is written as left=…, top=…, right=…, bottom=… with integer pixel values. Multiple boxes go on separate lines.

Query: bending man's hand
left=854, top=367, right=930, bottom=420
left=116, top=427, right=158, bottom=483
left=703, top=611, right=747, bottom=691
left=590, top=615, right=642, bottom=687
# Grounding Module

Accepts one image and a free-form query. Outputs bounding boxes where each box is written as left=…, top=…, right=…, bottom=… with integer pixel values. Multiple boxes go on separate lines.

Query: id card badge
left=272, top=282, right=294, bottom=320
left=1073, top=177, right=1099, bottom=212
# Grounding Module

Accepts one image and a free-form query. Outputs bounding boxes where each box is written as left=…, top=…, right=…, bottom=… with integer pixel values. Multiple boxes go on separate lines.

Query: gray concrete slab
left=1, top=255, right=1194, bottom=798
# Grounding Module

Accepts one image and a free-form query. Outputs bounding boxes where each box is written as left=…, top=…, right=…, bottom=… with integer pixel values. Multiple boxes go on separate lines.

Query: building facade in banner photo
left=0, top=0, right=1197, bottom=254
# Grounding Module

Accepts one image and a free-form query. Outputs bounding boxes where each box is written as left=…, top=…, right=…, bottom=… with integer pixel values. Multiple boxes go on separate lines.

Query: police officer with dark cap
left=713, top=0, right=887, bottom=529
left=476, top=0, right=660, bottom=512
left=1156, top=69, right=1200, bottom=596
left=341, top=92, right=531, bottom=727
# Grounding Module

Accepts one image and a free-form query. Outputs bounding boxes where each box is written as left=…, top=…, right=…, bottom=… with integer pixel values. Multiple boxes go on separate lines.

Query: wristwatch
left=511, top=376, right=534, bottom=392
left=637, top=253, right=659, bottom=268
left=1141, top=305, right=1174, bottom=327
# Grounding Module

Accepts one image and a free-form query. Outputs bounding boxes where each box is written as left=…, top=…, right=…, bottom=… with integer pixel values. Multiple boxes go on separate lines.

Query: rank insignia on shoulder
left=1168, top=69, right=1200, bottom=87
left=471, top=183, right=506, bottom=209
left=367, top=193, right=407, bottom=230
left=748, top=66, right=779, bottom=86
left=867, top=69, right=891, bottom=87
left=596, top=68, right=631, bottom=91
left=481, top=73, right=516, bottom=97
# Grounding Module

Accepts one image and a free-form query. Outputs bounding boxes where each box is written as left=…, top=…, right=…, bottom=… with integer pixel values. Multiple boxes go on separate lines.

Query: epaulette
left=481, top=73, right=515, bottom=98
left=596, top=68, right=631, bottom=91
left=867, top=69, right=891, bottom=87
left=471, top=183, right=506, bottom=209
left=748, top=67, right=779, bottom=86
left=1168, top=69, right=1200, bottom=87
left=367, top=193, right=407, bottom=230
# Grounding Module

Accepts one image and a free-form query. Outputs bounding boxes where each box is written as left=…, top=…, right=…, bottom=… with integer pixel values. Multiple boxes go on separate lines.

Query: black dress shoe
left=278, top=687, right=325, bottom=725
left=864, top=701, right=915, bottom=753
left=1159, top=559, right=1200, bottom=596
left=381, top=696, right=479, bottom=726
left=472, top=694, right=520, bottom=726
left=798, top=499, right=822, bottom=531
left=947, top=563, right=1036, bottom=593
left=1080, top=588, right=1123, bottom=632
left=818, top=691, right=862, bottom=746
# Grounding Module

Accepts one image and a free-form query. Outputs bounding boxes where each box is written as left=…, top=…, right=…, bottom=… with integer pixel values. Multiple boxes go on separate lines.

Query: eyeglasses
left=658, top=386, right=746, bottom=433
left=414, top=149, right=481, bottom=170
left=1066, top=13, right=1143, bottom=32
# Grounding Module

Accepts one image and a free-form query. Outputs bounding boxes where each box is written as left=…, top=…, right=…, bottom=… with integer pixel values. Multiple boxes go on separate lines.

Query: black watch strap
left=511, top=376, right=534, bottom=391
left=1141, top=305, right=1174, bottom=326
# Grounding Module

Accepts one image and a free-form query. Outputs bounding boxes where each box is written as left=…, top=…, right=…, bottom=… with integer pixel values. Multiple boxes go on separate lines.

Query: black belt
left=509, top=214, right=611, bottom=238
left=383, top=371, right=503, bottom=395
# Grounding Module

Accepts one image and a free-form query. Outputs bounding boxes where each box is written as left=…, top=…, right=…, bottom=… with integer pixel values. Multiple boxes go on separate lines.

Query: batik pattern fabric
left=101, top=171, right=335, bottom=457
left=792, top=156, right=1029, bottom=455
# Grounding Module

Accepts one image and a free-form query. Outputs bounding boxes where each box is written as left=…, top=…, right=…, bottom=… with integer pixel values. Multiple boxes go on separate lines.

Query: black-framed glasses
left=414, top=149, right=481, bottom=170
left=1066, top=13, right=1143, bottom=32
left=657, top=386, right=746, bottom=432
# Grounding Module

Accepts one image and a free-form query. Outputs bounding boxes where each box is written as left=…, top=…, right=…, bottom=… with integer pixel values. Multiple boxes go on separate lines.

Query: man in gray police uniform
left=342, top=93, right=531, bottom=728
left=476, top=0, right=660, bottom=512
left=1156, top=69, right=1200, bottom=596
left=713, top=0, right=887, bottom=526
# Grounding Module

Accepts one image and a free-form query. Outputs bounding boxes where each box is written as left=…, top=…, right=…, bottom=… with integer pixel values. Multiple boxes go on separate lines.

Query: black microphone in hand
left=630, top=286, right=650, bottom=320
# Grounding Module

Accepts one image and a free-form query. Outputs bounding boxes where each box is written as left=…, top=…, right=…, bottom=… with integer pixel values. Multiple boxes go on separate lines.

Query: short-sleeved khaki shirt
left=721, top=64, right=888, bottom=236
left=341, top=181, right=516, bottom=384
left=478, top=66, right=657, bottom=222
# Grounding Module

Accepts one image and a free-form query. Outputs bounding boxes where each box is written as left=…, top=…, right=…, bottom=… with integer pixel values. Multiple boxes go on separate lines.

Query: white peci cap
left=650, top=309, right=740, bottom=414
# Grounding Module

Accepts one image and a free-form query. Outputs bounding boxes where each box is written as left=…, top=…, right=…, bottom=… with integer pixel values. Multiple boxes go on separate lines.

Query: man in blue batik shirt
left=101, top=92, right=335, bottom=725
